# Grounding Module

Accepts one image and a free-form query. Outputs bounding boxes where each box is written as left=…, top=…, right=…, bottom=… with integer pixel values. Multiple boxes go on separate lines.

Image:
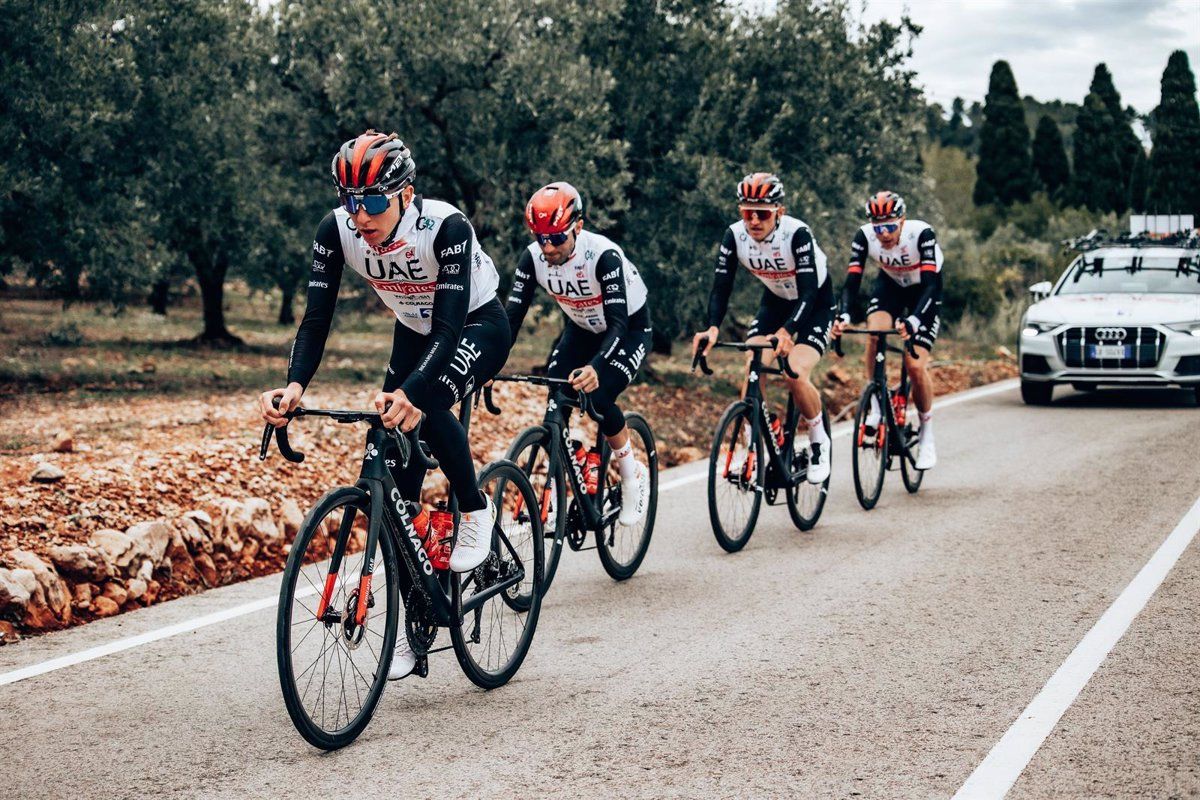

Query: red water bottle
left=768, top=412, right=785, bottom=447
left=427, top=501, right=454, bottom=571
left=892, top=394, right=907, bottom=426
left=585, top=447, right=601, bottom=495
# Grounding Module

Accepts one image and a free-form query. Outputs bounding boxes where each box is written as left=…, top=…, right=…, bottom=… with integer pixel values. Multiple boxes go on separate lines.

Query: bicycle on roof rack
left=260, top=394, right=543, bottom=751
left=831, top=329, right=923, bottom=510
left=691, top=336, right=831, bottom=552
left=485, top=373, right=658, bottom=593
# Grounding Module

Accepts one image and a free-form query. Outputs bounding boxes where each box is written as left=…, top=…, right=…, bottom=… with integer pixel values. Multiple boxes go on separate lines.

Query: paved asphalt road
left=2, top=381, right=1197, bottom=799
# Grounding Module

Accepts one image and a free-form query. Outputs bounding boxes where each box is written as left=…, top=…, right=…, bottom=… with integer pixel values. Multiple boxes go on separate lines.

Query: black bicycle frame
left=841, top=329, right=918, bottom=466
left=731, top=345, right=803, bottom=488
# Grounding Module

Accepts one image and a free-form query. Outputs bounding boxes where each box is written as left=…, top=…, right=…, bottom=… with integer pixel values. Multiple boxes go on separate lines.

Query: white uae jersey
left=729, top=215, right=828, bottom=299
left=849, top=219, right=943, bottom=288
left=522, top=229, right=648, bottom=333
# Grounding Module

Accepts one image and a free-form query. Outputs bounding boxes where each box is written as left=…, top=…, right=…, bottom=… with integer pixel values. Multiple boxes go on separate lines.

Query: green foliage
left=1031, top=115, right=1070, bottom=199
left=1089, top=63, right=1142, bottom=204
left=1071, top=92, right=1125, bottom=212
left=1147, top=51, right=1200, bottom=216
left=974, top=61, right=1035, bottom=207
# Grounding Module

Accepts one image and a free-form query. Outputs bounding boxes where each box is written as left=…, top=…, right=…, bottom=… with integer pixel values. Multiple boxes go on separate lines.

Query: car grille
left=1056, top=326, right=1165, bottom=369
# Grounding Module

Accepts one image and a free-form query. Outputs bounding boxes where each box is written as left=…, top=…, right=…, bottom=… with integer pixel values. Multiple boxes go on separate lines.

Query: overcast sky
left=855, top=0, right=1200, bottom=113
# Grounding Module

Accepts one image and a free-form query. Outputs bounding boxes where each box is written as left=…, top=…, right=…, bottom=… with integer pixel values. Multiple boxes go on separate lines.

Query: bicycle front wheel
left=786, top=398, right=830, bottom=530
left=707, top=401, right=763, bottom=552
left=851, top=386, right=887, bottom=510
left=505, top=425, right=567, bottom=596
left=900, top=421, right=925, bottom=493
left=596, top=412, right=658, bottom=580
left=452, top=460, right=544, bottom=689
left=277, top=486, right=400, bottom=750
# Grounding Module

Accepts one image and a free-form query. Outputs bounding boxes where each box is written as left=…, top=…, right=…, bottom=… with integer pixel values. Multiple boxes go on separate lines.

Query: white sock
left=867, top=394, right=881, bottom=423
left=919, top=412, right=933, bottom=441
left=613, top=442, right=637, bottom=481
left=806, top=413, right=829, bottom=445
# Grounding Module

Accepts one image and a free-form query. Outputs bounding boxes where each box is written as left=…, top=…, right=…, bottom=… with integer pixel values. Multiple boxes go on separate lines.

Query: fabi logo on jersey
left=440, top=242, right=465, bottom=258
left=313, top=241, right=332, bottom=256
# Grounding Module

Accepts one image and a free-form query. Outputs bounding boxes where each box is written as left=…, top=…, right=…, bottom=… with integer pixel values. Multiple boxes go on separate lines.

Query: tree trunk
left=149, top=279, right=170, bottom=315
left=278, top=280, right=295, bottom=325
left=194, top=253, right=243, bottom=346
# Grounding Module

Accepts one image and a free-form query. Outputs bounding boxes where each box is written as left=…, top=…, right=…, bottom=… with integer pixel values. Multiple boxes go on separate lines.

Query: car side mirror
left=1028, top=281, right=1052, bottom=301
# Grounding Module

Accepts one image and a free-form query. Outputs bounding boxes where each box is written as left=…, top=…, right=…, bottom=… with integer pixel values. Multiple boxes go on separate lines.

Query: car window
left=1058, top=255, right=1200, bottom=295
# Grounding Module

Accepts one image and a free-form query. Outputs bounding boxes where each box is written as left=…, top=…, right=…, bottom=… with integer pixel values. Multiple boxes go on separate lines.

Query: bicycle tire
left=707, top=401, right=763, bottom=552
left=851, top=386, right=887, bottom=510
left=785, top=397, right=831, bottom=530
left=596, top=412, right=658, bottom=580
left=505, top=425, right=567, bottom=595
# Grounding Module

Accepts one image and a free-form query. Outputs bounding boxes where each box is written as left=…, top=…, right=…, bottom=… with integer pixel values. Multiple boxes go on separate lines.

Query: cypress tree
left=1089, top=64, right=1141, bottom=201
left=1031, top=114, right=1070, bottom=199
left=1147, top=51, right=1200, bottom=215
left=1128, top=148, right=1149, bottom=213
left=974, top=61, right=1035, bottom=206
left=1072, top=92, right=1125, bottom=212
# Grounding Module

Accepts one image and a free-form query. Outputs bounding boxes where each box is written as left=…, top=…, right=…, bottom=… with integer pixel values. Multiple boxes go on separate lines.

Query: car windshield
left=1058, top=255, right=1200, bottom=295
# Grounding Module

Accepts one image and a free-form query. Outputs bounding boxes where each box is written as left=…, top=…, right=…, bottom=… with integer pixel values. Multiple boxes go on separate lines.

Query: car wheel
left=1021, top=380, right=1054, bottom=405
left=1194, top=385, right=1200, bottom=407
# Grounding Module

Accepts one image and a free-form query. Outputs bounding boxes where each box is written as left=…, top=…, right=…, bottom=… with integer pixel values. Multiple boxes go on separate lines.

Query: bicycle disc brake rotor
left=404, top=586, right=438, bottom=656
left=342, top=587, right=372, bottom=650
left=566, top=500, right=588, bottom=550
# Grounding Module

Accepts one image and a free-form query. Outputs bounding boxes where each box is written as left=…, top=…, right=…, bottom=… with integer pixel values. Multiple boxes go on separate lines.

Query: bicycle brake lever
left=258, top=423, right=273, bottom=460
left=483, top=385, right=502, bottom=415
left=274, top=424, right=305, bottom=463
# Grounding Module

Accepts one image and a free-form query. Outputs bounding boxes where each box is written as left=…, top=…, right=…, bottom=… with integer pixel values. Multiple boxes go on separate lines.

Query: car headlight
left=1165, top=321, right=1200, bottom=337
left=1021, top=321, right=1057, bottom=337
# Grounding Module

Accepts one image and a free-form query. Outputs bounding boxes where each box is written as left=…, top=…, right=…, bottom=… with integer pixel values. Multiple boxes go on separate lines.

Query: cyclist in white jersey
left=505, top=182, right=651, bottom=525
left=258, top=131, right=509, bottom=680
left=691, top=173, right=836, bottom=483
left=831, top=191, right=942, bottom=470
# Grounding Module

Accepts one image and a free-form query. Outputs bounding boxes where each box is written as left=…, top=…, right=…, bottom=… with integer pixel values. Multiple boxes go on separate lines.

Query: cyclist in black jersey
left=258, top=131, right=511, bottom=678
left=504, top=182, right=651, bottom=524
left=691, top=173, right=835, bottom=483
left=831, top=191, right=942, bottom=469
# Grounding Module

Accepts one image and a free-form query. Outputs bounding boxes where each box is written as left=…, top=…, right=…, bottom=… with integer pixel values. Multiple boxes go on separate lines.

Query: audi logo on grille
left=1094, top=327, right=1127, bottom=341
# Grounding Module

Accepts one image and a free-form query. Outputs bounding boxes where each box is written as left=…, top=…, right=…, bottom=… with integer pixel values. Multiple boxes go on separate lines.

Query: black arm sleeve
left=504, top=248, right=538, bottom=344
left=590, top=250, right=630, bottom=371
left=784, top=227, right=823, bottom=336
left=839, top=228, right=870, bottom=320
left=286, top=211, right=346, bottom=389
left=400, top=213, right=473, bottom=408
left=706, top=228, right=739, bottom=329
left=909, top=227, right=942, bottom=329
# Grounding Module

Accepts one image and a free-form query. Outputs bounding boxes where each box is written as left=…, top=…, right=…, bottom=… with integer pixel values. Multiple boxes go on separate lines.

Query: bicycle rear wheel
left=452, top=460, right=544, bottom=689
left=900, top=421, right=925, bottom=493
left=505, top=425, right=566, bottom=595
left=596, top=412, right=658, bottom=580
left=707, top=401, right=763, bottom=552
left=851, top=386, right=887, bottom=510
left=785, top=397, right=830, bottom=530
left=277, top=486, right=400, bottom=750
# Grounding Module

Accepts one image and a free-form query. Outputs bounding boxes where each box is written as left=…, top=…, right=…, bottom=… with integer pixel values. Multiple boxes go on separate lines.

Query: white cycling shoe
left=618, top=462, right=650, bottom=526
left=806, top=441, right=830, bottom=484
left=449, top=498, right=494, bottom=573
left=388, top=637, right=417, bottom=680
left=915, top=436, right=937, bottom=470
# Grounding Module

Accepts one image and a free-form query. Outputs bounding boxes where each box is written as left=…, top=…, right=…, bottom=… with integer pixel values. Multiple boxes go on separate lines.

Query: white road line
left=954, top=492, right=1200, bottom=800
left=0, top=378, right=1018, bottom=687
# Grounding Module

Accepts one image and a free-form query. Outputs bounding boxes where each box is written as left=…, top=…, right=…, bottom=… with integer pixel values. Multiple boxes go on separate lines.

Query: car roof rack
left=1062, top=227, right=1200, bottom=253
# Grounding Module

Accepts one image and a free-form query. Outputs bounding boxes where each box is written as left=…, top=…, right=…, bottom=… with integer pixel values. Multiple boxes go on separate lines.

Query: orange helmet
left=525, top=182, right=584, bottom=235
left=736, top=173, right=785, bottom=205
left=330, top=130, right=415, bottom=194
left=865, top=191, right=906, bottom=222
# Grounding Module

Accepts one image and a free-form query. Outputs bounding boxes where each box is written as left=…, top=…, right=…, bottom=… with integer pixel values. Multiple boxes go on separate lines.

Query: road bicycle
left=692, top=338, right=831, bottom=552
left=487, top=374, right=657, bottom=593
left=832, top=328, right=924, bottom=509
left=261, top=396, right=543, bottom=750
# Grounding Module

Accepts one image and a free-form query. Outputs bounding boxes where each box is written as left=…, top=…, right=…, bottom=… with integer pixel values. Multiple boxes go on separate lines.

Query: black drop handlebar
left=690, top=336, right=801, bottom=380
left=259, top=398, right=438, bottom=472
left=485, top=372, right=593, bottom=417
left=830, top=327, right=917, bottom=358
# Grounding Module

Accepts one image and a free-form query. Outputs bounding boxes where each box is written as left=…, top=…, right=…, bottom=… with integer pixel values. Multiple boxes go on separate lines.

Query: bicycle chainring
left=566, top=500, right=587, bottom=550
left=404, top=586, right=438, bottom=656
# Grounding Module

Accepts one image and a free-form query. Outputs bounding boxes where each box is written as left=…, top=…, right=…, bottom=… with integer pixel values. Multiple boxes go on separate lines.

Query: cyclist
left=258, top=131, right=510, bottom=679
left=831, top=191, right=941, bottom=470
left=691, top=173, right=835, bottom=484
left=504, top=181, right=651, bottom=525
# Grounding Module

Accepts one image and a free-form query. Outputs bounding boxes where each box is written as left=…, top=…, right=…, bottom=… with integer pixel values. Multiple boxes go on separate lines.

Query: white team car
left=1018, top=229, right=1200, bottom=405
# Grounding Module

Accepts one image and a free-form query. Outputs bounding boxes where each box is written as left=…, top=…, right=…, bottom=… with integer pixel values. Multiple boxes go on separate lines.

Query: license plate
left=1089, top=344, right=1129, bottom=359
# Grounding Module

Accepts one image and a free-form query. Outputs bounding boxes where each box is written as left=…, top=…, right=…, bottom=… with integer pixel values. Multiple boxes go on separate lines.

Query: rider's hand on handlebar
left=772, top=328, right=795, bottom=359
left=260, top=383, right=304, bottom=428
left=569, top=366, right=600, bottom=394
left=692, top=326, right=719, bottom=357
left=374, top=389, right=422, bottom=432
left=896, top=316, right=917, bottom=341
left=830, top=314, right=851, bottom=340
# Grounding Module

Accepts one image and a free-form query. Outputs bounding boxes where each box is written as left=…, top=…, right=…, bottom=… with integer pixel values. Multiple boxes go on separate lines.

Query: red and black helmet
left=331, top=130, right=416, bottom=194
left=524, top=182, right=584, bottom=235
left=736, top=173, right=785, bottom=205
left=865, top=191, right=906, bottom=222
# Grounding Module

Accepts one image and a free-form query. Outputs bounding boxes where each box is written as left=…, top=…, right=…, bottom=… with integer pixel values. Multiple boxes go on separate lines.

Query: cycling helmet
left=331, top=130, right=416, bottom=194
left=736, top=173, right=785, bottom=205
left=525, top=182, right=584, bottom=235
left=865, top=191, right=906, bottom=222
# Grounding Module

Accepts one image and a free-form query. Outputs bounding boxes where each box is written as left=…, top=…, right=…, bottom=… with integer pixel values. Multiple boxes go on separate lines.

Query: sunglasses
left=740, top=208, right=777, bottom=223
left=339, top=191, right=396, bottom=216
left=872, top=222, right=901, bottom=234
left=535, top=231, right=572, bottom=246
